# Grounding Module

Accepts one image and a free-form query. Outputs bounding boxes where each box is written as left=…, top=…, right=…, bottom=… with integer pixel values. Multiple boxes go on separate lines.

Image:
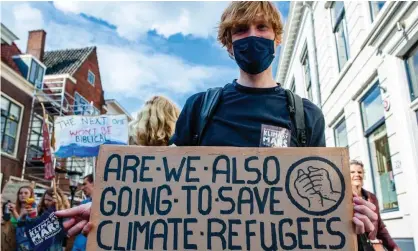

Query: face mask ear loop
left=228, top=46, right=235, bottom=60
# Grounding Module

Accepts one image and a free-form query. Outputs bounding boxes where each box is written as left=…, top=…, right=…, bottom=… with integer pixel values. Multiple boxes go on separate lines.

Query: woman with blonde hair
left=129, top=95, right=180, bottom=146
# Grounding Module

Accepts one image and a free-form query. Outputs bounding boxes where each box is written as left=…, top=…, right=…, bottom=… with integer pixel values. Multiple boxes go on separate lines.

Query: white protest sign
left=54, top=115, right=129, bottom=158
left=1, top=178, right=31, bottom=203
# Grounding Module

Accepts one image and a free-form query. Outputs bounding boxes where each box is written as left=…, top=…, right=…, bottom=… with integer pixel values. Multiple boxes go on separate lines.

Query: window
left=28, top=116, right=44, bottom=159
left=28, top=59, right=45, bottom=89
left=416, top=110, right=418, bottom=124
left=361, top=83, right=398, bottom=211
left=334, top=119, right=348, bottom=147
left=405, top=45, right=418, bottom=101
left=302, top=49, right=313, bottom=101
left=370, top=1, right=386, bottom=21
left=74, top=93, right=98, bottom=115
left=88, top=70, right=95, bottom=85
left=367, top=124, right=398, bottom=211
left=361, top=84, right=385, bottom=132
left=1, top=95, right=22, bottom=156
left=332, top=1, right=350, bottom=71
left=290, top=78, right=296, bottom=93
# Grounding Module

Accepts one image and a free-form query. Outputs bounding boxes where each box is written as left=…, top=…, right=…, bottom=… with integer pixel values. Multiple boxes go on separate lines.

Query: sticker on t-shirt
left=260, top=124, right=291, bottom=147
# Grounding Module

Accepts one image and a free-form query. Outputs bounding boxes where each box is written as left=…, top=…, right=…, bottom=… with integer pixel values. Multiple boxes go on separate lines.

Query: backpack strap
left=192, top=87, right=223, bottom=145
left=285, top=89, right=307, bottom=147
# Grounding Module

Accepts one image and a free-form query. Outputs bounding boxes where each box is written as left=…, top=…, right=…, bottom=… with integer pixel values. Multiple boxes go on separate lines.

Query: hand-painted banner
left=53, top=115, right=129, bottom=158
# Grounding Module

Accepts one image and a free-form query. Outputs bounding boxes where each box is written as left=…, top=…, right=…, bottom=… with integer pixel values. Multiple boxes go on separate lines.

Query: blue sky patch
left=2, top=1, right=289, bottom=115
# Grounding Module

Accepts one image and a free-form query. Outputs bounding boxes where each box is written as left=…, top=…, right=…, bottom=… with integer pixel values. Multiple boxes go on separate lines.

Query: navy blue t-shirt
left=170, top=80, right=325, bottom=147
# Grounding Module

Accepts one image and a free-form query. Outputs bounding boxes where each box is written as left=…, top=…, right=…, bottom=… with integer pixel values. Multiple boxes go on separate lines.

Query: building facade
left=277, top=2, right=418, bottom=250
left=104, top=99, right=133, bottom=123
left=1, top=24, right=39, bottom=187
left=17, top=30, right=107, bottom=192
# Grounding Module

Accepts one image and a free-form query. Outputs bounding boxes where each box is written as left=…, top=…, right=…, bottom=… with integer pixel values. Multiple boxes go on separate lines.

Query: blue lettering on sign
left=95, top=154, right=348, bottom=250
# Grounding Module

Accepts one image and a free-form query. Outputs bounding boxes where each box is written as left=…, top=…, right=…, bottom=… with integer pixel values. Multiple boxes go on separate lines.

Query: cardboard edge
left=340, top=148, right=358, bottom=251
left=86, top=146, right=107, bottom=251
left=97, top=145, right=347, bottom=157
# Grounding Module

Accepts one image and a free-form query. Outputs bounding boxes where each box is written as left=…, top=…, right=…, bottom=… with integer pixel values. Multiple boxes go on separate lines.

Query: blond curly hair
left=130, top=96, right=180, bottom=146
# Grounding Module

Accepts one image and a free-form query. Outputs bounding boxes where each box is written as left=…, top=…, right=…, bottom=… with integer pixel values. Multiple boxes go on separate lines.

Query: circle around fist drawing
left=285, top=156, right=345, bottom=216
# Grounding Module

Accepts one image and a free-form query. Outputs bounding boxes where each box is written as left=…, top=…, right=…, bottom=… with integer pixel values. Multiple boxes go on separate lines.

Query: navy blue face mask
left=232, top=36, right=275, bottom=75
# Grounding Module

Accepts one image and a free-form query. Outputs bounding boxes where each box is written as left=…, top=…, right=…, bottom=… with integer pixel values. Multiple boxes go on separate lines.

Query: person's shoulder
left=183, top=91, right=205, bottom=109
left=301, top=98, right=323, bottom=116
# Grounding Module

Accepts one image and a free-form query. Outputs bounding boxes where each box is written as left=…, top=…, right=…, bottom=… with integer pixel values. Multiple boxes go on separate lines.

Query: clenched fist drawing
left=294, top=166, right=340, bottom=208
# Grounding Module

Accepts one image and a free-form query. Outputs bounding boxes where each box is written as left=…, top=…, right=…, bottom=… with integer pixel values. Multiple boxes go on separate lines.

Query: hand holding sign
left=55, top=202, right=93, bottom=237
left=353, top=196, right=378, bottom=234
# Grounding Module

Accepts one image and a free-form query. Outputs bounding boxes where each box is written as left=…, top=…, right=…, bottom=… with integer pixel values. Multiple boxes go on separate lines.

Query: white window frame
left=334, top=117, right=348, bottom=147
left=290, top=77, right=296, bottom=93
left=87, top=70, right=95, bottom=86
left=369, top=1, right=386, bottom=23
left=27, top=114, right=53, bottom=160
left=331, top=1, right=350, bottom=71
left=28, top=59, right=45, bottom=89
left=301, top=46, right=313, bottom=101
left=13, top=55, right=46, bottom=89
left=1, top=93, right=24, bottom=158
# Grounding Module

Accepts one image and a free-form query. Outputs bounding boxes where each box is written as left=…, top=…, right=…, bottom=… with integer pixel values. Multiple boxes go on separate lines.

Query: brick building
left=22, top=31, right=106, bottom=193
left=1, top=23, right=41, bottom=187
left=1, top=24, right=112, bottom=200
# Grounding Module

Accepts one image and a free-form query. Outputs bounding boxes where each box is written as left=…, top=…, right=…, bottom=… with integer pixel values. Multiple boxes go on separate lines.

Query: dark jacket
left=362, top=188, right=399, bottom=251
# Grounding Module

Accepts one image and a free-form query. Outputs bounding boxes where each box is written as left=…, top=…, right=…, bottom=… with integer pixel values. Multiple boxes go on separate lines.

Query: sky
left=1, top=1, right=290, bottom=117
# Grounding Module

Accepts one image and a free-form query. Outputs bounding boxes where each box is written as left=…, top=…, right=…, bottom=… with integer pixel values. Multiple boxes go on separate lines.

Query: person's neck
left=237, top=68, right=277, bottom=88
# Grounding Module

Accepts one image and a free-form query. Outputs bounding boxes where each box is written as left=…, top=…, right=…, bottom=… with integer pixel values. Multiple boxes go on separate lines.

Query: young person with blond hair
left=56, top=2, right=377, bottom=248
left=170, top=1, right=378, bottom=248
left=129, top=95, right=180, bottom=146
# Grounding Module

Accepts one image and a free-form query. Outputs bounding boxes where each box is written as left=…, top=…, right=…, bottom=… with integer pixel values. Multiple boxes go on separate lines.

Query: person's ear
left=274, top=37, right=281, bottom=49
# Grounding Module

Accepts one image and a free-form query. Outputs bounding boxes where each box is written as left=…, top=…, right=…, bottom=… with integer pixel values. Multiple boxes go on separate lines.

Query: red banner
left=42, top=120, right=55, bottom=180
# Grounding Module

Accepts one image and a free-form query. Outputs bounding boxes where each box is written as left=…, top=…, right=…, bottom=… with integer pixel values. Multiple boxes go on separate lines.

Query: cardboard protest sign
left=88, top=146, right=356, bottom=251
left=1, top=177, right=31, bottom=203
left=53, top=115, right=129, bottom=158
